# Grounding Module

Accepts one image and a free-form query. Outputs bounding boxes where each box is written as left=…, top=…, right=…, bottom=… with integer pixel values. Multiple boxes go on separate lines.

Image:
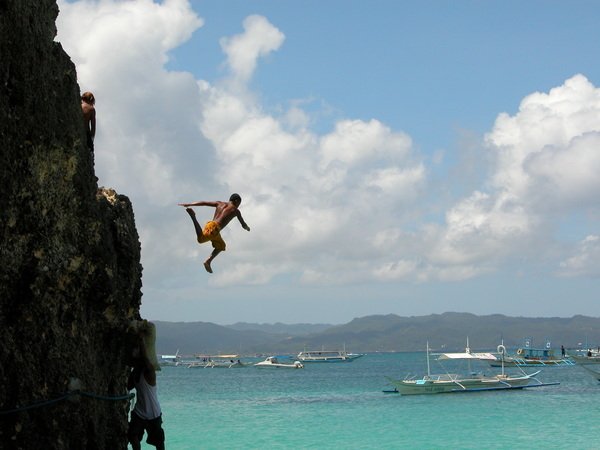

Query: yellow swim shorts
left=197, top=221, right=226, bottom=251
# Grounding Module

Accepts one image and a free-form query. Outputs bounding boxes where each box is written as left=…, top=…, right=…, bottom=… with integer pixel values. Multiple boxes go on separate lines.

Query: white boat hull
left=570, top=355, right=600, bottom=364
left=254, top=357, right=304, bottom=369
left=297, top=351, right=363, bottom=363
left=388, top=374, right=539, bottom=395
left=188, top=361, right=246, bottom=368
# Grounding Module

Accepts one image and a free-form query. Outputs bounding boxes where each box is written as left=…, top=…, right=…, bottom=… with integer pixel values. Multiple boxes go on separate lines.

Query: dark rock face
left=1, top=1, right=142, bottom=449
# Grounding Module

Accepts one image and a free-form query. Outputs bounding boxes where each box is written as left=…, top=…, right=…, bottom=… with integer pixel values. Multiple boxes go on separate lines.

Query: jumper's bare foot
left=204, top=260, right=213, bottom=273
left=185, top=208, right=195, bottom=217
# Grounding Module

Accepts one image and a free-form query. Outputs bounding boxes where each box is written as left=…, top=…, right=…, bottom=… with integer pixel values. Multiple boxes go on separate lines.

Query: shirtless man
left=81, top=91, right=96, bottom=151
left=179, top=193, right=250, bottom=273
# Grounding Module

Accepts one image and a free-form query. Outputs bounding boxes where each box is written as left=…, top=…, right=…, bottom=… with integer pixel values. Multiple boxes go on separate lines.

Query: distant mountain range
left=153, top=313, right=600, bottom=356
left=227, top=322, right=332, bottom=336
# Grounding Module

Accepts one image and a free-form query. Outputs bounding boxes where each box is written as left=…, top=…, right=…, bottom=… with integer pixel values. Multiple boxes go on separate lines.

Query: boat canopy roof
left=437, top=352, right=497, bottom=361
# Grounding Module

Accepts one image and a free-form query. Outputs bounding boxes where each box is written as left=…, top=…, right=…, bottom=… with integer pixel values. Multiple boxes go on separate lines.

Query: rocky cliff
left=1, top=1, right=143, bottom=449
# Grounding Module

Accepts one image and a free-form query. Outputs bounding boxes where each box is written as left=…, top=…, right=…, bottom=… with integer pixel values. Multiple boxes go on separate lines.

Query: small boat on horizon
left=188, top=354, right=247, bottom=368
left=158, top=349, right=182, bottom=367
left=296, top=346, right=363, bottom=363
left=254, top=356, right=304, bottom=369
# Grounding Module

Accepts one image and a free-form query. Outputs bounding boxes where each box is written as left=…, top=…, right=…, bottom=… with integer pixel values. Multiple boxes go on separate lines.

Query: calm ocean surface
left=136, top=353, right=599, bottom=450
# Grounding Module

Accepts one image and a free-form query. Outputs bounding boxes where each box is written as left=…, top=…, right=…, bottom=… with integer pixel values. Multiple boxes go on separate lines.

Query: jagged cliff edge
left=1, top=1, right=142, bottom=449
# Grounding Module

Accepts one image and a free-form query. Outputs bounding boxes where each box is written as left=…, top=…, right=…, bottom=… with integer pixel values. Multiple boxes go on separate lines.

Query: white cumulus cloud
left=558, top=235, right=600, bottom=277
left=220, top=14, right=285, bottom=84
left=56, top=0, right=600, bottom=302
left=426, top=74, right=600, bottom=276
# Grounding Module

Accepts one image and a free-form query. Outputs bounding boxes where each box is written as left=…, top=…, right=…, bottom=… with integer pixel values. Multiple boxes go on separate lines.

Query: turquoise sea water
left=136, top=353, right=599, bottom=449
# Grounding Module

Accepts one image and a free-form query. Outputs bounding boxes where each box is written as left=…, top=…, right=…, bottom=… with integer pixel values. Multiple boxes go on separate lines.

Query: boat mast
left=500, top=339, right=505, bottom=377
left=426, top=341, right=431, bottom=377
left=466, top=337, right=471, bottom=374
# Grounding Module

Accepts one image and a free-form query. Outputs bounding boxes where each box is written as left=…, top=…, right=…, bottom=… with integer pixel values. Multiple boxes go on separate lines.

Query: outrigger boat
left=158, top=349, right=182, bottom=367
left=254, top=356, right=304, bottom=369
left=489, top=340, right=575, bottom=367
left=568, top=348, right=600, bottom=364
left=386, top=341, right=559, bottom=395
left=296, top=346, right=363, bottom=363
left=188, top=354, right=246, bottom=368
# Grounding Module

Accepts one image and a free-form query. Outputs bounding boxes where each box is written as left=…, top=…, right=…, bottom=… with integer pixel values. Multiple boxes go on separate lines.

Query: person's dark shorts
left=128, top=411, right=165, bottom=447
left=86, top=133, right=94, bottom=152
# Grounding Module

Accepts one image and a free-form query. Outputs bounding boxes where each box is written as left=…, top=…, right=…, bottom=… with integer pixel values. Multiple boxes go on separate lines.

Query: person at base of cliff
left=127, top=339, right=165, bottom=450
left=80, top=91, right=96, bottom=151
left=178, top=193, right=250, bottom=273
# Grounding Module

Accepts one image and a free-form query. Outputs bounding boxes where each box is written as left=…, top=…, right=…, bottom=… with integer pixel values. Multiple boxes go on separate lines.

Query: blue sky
left=171, top=1, right=600, bottom=149
left=56, top=0, right=600, bottom=324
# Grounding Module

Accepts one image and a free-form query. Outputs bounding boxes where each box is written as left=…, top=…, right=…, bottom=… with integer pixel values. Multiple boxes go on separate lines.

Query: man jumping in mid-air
left=179, top=193, right=250, bottom=273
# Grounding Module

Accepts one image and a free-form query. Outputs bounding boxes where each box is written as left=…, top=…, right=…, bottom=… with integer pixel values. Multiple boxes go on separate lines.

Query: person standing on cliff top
left=80, top=91, right=96, bottom=151
left=127, top=337, right=165, bottom=450
left=178, top=193, right=250, bottom=273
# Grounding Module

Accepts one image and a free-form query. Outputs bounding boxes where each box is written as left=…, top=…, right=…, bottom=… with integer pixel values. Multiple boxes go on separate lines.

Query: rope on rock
left=0, top=391, right=134, bottom=415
